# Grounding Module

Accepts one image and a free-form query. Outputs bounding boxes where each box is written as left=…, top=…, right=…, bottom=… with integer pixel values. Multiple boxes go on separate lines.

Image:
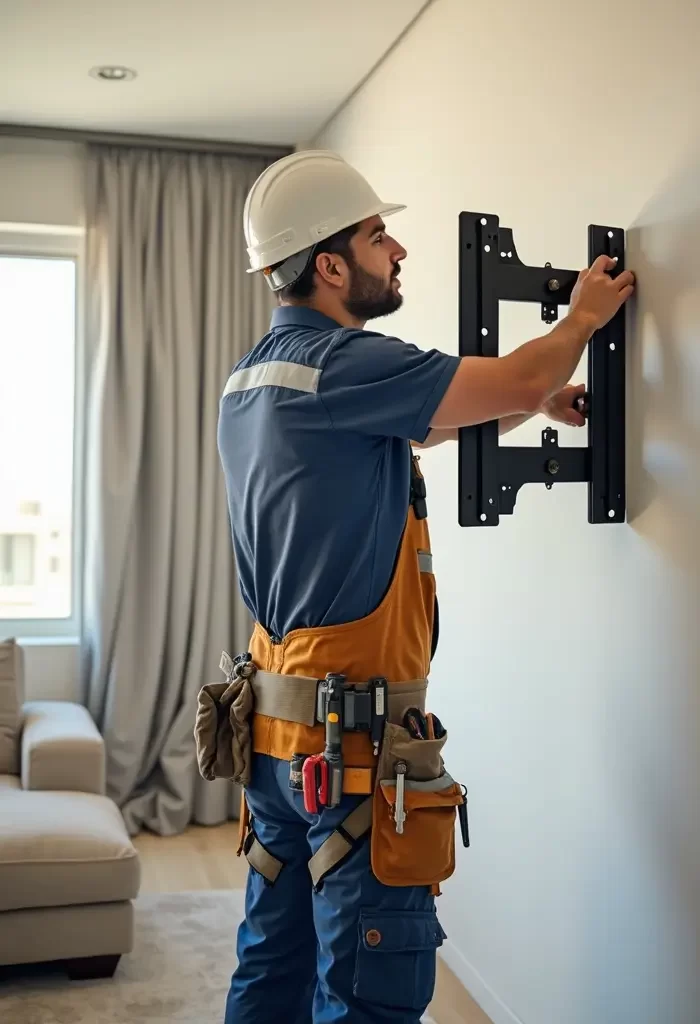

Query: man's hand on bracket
left=541, top=382, right=587, bottom=428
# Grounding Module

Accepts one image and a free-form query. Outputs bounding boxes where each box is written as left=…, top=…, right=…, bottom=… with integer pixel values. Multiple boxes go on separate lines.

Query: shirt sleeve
left=318, top=329, right=460, bottom=443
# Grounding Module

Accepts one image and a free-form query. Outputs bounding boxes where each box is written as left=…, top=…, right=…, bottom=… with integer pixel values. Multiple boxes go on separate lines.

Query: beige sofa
left=0, top=639, right=141, bottom=979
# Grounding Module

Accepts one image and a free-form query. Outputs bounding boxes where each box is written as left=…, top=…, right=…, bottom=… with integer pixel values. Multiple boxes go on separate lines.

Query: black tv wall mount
left=458, top=213, right=626, bottom=527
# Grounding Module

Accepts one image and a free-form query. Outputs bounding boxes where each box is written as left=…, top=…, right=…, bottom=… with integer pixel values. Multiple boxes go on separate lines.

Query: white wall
left=0, top=135, right=85, bottom=701
left=314, top=2, right=700, bottom=1022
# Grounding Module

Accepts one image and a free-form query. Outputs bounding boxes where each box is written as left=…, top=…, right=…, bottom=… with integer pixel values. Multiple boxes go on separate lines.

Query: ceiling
left=1, top=0, right=430, bottom=148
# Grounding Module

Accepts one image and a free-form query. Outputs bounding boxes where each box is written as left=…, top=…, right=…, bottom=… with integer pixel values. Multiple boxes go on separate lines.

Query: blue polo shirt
left=217, top=306, right=460, bottom=641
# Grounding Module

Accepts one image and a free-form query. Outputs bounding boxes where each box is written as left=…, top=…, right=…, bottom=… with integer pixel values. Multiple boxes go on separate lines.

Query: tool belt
left=194, top=652, right=469, bottom=893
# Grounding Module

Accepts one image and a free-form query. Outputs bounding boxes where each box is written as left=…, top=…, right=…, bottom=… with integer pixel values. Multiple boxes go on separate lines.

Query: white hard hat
left=243, top=150, right=406, bottom=291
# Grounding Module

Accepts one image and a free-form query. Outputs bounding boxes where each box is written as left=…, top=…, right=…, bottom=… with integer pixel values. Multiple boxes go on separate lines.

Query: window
left=0, top=226, right=83, bottom=637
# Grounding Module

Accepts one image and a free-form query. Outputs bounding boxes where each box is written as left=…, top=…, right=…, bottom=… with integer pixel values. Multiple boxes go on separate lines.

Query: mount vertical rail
left=458, top=214, right=626, bottom=526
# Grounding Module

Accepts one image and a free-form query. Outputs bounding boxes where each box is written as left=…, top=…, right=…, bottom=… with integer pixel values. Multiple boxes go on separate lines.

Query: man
left=217, top=151, right=634, bottom=1023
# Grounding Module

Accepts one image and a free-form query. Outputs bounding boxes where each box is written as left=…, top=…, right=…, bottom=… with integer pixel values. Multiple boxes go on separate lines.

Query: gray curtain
left=80, top=143, right=275, bottom=835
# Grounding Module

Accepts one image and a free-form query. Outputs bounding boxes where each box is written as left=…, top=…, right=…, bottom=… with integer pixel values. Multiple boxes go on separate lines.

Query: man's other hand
left=541, top=383, right=587, bottom=427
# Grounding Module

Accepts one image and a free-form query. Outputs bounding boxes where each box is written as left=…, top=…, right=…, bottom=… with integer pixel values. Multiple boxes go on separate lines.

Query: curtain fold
left=81, top=144, right=274, bottom=835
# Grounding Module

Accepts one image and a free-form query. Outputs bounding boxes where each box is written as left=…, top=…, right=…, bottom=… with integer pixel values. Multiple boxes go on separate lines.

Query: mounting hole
left=489, top=498, right=494, bottom=504
left=508, top=251, right=513, bottom=258
left=481, top=327, right=488, bottom=336
left=608, top=509, right=615, bottom=518
left=608, top=230, right=614, bottom=238
left=467, top=494, right=473, bottom=500
left=484, top=245, right=491, bottom=252
left=501, top=251, right=506, bottom=258
left=480, top=217, right=487, bottom=225
left=466, top=243, right=472, bottom=249
left=480, top=513, right=487, bottom=522
left=551, top=437, right=556, bottom=443
left=609, top=342, right=616, bottom=351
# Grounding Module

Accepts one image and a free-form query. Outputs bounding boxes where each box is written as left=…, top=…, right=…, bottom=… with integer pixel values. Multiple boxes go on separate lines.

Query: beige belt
left=195, top=663, right=428, bottom=787
left=250, top=670, right=427, bottom=727
left=197, top=659, right=430, bottom=892
left=245, top=669, right=428, bottom=890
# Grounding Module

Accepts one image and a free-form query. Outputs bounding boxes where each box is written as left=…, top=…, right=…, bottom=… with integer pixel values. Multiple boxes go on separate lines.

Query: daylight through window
left=0, top=254, right=76, bottom=621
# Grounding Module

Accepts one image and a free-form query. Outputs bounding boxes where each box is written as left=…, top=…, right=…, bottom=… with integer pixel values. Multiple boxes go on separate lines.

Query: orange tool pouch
left=370, top=722, right=467, bottom=888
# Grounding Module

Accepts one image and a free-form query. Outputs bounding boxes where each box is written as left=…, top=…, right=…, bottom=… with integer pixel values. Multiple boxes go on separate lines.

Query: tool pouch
left=194, top=666, right=255, bottom=786
left=370, top=722, right=464, bottom=887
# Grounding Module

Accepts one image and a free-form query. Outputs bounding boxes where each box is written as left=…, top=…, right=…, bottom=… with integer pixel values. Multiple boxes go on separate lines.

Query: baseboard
left=439, top=939, right=524, bottom=1024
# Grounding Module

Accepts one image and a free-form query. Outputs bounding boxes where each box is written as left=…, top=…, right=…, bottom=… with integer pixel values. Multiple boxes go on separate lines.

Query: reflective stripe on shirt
left=223, top=360, right=321, bottom=397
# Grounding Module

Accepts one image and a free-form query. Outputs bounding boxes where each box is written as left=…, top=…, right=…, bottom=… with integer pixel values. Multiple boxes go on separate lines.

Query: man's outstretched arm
left=413, top=381, right=590, bottom=448
left=429, top=257, right=634, bottom=432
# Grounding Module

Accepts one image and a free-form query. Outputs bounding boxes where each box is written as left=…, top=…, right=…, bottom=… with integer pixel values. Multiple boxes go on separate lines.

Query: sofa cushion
left=0, top=639, right=24, bottom=775
left=0, top=789, right=140, bottom=912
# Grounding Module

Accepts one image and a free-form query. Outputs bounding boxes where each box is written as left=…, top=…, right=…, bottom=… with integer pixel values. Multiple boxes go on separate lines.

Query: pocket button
left=365, top=929, right=382, bottom=947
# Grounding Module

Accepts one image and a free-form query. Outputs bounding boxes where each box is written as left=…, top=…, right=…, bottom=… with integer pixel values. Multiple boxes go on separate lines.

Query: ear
left=315, top=252, right=348, bottom=290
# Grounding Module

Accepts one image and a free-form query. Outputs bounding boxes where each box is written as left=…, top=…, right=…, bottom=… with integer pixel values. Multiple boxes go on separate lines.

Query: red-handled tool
left=302, top=754, right=328, bottom=814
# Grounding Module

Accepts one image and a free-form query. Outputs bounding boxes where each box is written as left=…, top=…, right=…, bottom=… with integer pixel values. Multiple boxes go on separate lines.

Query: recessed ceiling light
left=89, top=66, right=137, bottom=82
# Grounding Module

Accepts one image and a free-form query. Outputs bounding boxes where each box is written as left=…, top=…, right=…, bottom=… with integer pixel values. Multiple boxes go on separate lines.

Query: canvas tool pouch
left=371, top=722, right=464, bottom=887
left=194, top=664, right=254, bottom=786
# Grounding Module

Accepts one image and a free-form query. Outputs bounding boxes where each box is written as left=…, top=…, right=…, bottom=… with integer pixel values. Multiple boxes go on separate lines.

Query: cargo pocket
left=371, top=723, right=465, bottom=887
left=353, top=908, right=446, bottom=1010
left=194, top=672, right=254, bottom=786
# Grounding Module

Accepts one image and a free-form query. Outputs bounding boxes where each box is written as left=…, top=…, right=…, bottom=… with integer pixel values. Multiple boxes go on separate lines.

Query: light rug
left=0, top=890, right=438, bottom=1024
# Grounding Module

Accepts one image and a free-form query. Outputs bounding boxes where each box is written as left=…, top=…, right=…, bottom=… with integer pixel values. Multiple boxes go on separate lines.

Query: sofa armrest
left=20, top=701, right=106, bottom=795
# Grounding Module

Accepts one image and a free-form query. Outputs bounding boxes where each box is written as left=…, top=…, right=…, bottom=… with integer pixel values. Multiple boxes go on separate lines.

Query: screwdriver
left=394, top=760, right=407, bottom=834
left=323, top=673, right=345, bottom=808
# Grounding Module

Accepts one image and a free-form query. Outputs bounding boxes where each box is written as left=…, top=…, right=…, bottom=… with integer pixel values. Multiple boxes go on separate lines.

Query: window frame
left=0, top=222, right=86, bottom=640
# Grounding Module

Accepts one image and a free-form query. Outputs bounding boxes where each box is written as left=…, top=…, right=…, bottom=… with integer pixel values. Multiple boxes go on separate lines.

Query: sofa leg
left=63, top=954, right=121, bottom=980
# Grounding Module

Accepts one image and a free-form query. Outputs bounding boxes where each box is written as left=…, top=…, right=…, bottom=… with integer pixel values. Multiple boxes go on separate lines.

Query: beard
left=343, top=262, right=403, bottom=321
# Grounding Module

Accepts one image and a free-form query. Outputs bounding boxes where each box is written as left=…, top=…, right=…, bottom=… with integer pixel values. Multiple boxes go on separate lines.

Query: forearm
left=416, top=418, right=532, bottom=441
left=412, top=428, right=458, bottom=449
left=505, top=310, right=596, bottom=406
left=499, top=412, right=536, bottom=435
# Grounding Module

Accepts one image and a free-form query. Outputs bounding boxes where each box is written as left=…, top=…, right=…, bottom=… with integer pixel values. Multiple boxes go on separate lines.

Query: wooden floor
left=133, top=822, right=493, bottom=1024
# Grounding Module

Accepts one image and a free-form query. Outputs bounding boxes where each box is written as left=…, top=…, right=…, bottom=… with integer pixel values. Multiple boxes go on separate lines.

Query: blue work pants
left=224, top=753, right=446, bottom=1023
